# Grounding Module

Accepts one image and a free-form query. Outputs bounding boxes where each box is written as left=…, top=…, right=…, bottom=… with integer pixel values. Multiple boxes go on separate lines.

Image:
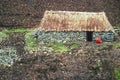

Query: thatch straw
left=37, top=10, right=114, bottom=32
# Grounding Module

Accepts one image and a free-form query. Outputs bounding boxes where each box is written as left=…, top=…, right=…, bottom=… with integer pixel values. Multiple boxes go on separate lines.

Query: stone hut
left=37, top=10, right=114, bottom=41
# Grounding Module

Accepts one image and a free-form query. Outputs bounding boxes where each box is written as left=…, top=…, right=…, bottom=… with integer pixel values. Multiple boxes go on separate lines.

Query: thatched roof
left=38, top=10, right=114, bottom=32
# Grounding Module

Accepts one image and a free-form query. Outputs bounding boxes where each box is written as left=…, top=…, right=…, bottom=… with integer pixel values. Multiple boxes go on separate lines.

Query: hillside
left=0, top=0, right=120, bottom=28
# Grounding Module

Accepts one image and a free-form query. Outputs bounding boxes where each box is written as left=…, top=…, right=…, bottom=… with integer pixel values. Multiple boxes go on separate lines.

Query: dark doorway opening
left=86, top=31, right=93, bottom=41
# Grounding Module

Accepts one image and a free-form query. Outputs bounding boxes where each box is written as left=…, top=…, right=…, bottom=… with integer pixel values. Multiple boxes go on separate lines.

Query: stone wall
left=34, top=31, right=115, bottom=44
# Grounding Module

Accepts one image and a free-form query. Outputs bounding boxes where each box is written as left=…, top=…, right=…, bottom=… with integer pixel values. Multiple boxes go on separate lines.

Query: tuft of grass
left=70, top=42, right=80, bottom=49
left=112, top=42, right=120, bottom=49
left=96, top=45, right=107, bottom=50
left=64, top=41, right=80, bottom=49
left=2, top=28, right=27, bottom=34
left=0, top=32, right=7, bottom=42
left=54, top=45, right=69, bottom=53
left=25, top=30, right=38, bottom=50
left=46, top=42, right=69, bottom=53
left=115, top=69, right=120, bottom=80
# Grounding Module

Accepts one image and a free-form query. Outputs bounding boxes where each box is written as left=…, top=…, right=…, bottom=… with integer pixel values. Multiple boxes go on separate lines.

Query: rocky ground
left=0, top=41, right=120, bottom=80
left=0, top=30, right=120, bottom=80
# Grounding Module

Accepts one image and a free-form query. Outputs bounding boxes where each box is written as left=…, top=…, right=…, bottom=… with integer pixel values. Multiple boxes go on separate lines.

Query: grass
left=115, top=69, right=120, bottom=80
left=43, top=41, right=81, bottom=53
left=64, top=41, right=80, bottom=49
left=25, top=30, right=38, bottom=50
left=53, top=43, right=69, bottom=53
left=45, top=42, right=70, bottom=53
left=1, top=28, right=27, bottom=34
left=1, top=28, right=27, bottom=42
left=0, top=32, right=7, bottom=42
left=112, top=42, right=120, bottom=49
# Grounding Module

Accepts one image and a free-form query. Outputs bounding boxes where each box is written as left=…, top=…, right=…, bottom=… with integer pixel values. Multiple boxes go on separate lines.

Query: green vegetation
left=1, top=28, right=27, bottom=34
left=64, top=41, right=80, bottom=49
left=0, top=28, right=38, bottom=51
left=112, top=42, right=120, bottom=49
left=0, top=32, right=7, bottom=43
left=25, top=30, right=38, bottom=50
left=0, top=28, right=120, bottom=79
left=0, top=28, right=27, bottom=43
left=1, top=29, right=81, bottom=53
left=43, top=41, right=81, bottom=53
left=45, top=42, right=70, bottom=53
left=70, top=43, right=79, bottom=49
left=115, top=69, right=120, bottom=80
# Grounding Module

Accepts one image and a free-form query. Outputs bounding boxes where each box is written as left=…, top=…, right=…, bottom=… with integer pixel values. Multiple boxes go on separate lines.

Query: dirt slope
left=1, top=45, right=119, bottom=80
left=0, top=0, right=120, bottom=28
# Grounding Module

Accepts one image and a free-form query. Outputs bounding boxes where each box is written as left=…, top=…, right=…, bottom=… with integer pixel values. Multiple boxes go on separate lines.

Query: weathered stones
left=33, top=31, right=115, bottom=44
